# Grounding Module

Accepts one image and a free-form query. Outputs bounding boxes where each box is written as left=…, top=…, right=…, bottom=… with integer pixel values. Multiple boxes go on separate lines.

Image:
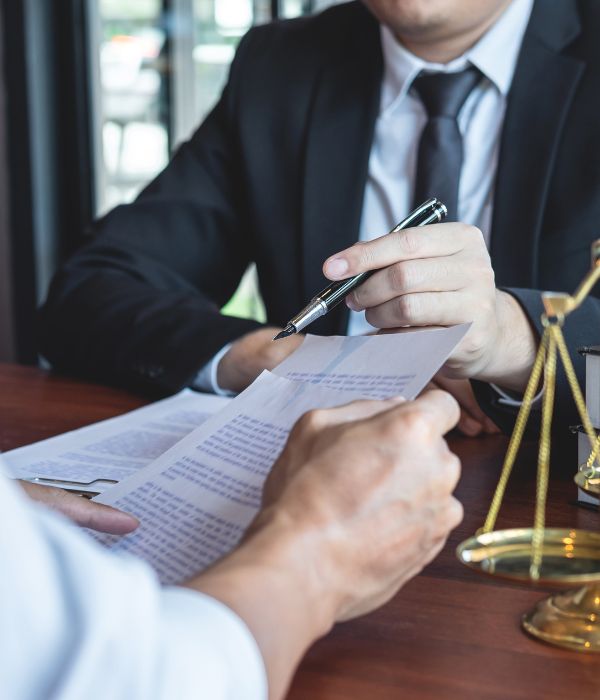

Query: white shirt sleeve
left=192, top=343, right=236, bottom=396
left=0, top=468, right=266, bottom=700
left=490, top=382, right=544, bottom=408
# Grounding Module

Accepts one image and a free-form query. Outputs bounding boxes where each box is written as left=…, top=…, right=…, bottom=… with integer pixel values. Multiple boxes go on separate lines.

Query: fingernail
left=346, top=296, right=359, bottom=311
left=325, top=257, right=348, bottom=279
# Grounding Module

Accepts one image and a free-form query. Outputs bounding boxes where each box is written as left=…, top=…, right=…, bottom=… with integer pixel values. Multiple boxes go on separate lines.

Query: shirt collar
left=379, top=0, right=534, bottom=114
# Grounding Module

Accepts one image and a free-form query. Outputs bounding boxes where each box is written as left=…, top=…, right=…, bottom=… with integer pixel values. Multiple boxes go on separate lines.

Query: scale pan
left=457, top=528, right=600, bottom=584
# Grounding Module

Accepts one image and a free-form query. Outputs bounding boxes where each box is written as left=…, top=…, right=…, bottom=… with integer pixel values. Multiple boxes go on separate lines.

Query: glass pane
left=280, top=0, right=310, bottom=18
left=192, top=0, right=255, bottom=126
left=281, top=0, right=342, bottom=16
left=92, top=0, right=337, bottom=324
left=96, top=0, right=168, bottom=215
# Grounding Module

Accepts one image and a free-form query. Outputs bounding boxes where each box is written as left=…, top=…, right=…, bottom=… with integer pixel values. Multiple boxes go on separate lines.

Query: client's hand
left=259, top=389, right=462, bottom=620
left=19, top=481, right=139, bottom=535
left=217, top=327, right=303, bottom=393
left=191, top=390, right=461, bottom=699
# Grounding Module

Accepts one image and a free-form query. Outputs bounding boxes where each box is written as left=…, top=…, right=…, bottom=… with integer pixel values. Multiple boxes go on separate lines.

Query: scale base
left=522, top=585, right=600, bottom=652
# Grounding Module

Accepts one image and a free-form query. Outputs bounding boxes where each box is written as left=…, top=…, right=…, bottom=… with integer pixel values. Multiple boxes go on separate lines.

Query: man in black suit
left=40, top=0, right=600, bottom=431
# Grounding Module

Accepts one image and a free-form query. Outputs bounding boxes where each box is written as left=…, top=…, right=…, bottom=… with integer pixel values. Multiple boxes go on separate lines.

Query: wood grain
left=1, top=363, right=598, bottom=699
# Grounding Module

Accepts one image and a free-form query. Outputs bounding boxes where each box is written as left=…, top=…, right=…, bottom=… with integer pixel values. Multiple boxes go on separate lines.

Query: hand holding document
left=94, top=325, right=469, bottom=583
left=94, top=372, right=366, bottom=582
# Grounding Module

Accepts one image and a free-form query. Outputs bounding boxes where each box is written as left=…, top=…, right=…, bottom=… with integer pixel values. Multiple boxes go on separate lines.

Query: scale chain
left=530, top=326, right=558, bottom=579
left=481, top=331, right=548, bottom=534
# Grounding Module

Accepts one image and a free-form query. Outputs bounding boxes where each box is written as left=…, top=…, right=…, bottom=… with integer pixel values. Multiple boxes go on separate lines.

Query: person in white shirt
left=5, top=390, right=461, bottom=700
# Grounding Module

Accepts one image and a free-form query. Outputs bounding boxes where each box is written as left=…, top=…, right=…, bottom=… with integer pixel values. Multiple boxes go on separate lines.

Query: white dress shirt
left=197, top=0, right=534, bottom=392
left=350, top=0, right=534, bottom=336
left=0, top=460, right=267, bottom=699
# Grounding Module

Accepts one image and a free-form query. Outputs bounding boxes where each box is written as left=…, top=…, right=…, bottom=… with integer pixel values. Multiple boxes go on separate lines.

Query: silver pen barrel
left=273, top=298, right=328, bottom=340
left=288, top=297, right=328, bottom=333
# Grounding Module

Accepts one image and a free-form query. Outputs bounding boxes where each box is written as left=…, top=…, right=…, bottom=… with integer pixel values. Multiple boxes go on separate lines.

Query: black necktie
left=411, top=67, right=482, bottom=221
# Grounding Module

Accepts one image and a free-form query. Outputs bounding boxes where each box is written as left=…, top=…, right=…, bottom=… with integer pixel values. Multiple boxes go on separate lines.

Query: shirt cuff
left=491, top=383, right=544, bottom=408
left=192, top=344, right=236, bottom=396
left=160, top=587, right=268, bottom=700
left=0, top=454, right=13, bottom=477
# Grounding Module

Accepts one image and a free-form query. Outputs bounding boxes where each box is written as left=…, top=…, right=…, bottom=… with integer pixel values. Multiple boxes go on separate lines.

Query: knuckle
left=388, top=262, right=412, bottom=293
left=474, top=258, right=495, bottom=286
left=400, top=229, right=420, bottom=256
left=379, top=414, right=407, bottom=443
left=443, top=497, right=464, bottom=530
left=295, top=409, right=326, bottom=436
left=396, top=294, right=419, bottom=323
left=429, top=390, right=460, bottom=426
left=461, top=224, right=484, bottom=243
left=398, top=407, right=432, bottom=440
left=481, top=260, right=495, bottom=282
left=442, top=451, right=462, bottom=488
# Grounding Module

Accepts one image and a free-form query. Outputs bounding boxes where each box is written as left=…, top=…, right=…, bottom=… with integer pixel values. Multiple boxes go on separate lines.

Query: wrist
left=241, top=506, right=338, bottom=636
left=475, top=290, right=538, bottom=392
left=186, top=508, right=336, bottom=699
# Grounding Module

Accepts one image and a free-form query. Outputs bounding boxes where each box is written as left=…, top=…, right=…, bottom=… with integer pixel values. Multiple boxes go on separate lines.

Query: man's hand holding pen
left=323, top=222, right=538, bottom=395
left=215, top=207, right=539, bottom=434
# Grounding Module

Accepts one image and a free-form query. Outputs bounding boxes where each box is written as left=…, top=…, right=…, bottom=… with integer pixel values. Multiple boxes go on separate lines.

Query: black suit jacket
left=40, top=0, right=600, bottom=429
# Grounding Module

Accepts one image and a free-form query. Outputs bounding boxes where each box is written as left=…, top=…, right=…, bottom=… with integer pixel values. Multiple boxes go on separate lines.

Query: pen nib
left=273, top=324, right=296, bottom=341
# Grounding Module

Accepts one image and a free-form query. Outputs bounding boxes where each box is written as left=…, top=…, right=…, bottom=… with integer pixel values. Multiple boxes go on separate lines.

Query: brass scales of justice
left=456, top=239, right=600, bottom=652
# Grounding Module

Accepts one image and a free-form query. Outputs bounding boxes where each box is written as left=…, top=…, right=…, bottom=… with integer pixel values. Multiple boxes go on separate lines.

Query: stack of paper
left=4, top=390, right=230, bottom=493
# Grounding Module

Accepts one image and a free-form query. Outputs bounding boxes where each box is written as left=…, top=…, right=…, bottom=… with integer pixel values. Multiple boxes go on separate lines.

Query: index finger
left=51, top=487, right=139, bottom=535
left=299, top=396, right=406, bottom=432
left=323, top=223, right=480, bottom=280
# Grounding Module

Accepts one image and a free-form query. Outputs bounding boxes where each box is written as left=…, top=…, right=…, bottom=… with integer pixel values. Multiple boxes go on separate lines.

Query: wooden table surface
left=1, top=363, right=599, bottom=699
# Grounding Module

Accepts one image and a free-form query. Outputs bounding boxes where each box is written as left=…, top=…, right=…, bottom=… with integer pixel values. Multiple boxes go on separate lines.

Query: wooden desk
left=1, top=363, right=599, bottom=699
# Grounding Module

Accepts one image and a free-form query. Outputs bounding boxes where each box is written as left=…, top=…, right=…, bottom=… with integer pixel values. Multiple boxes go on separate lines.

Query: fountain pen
left=273, top=197, right=448, bottom=340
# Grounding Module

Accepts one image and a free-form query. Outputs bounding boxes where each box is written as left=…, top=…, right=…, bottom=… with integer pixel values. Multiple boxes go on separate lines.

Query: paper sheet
left=273, top=325, right=470, bottom=399
left=93, top=324, right=468, bottom=583
left=3, top=390, right=230, bottom=492
left=94, top=372, right=369, bottom=583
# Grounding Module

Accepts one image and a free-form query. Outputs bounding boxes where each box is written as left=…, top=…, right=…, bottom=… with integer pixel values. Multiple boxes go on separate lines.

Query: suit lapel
left=300, top=7, right=382, bottom=335
left=491, top=0, right=584, bottom=288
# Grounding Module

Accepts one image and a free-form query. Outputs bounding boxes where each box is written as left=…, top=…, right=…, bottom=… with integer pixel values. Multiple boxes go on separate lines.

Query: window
left=94, top=0, right=168, bottom=214
left=91, top=0, right=341, bottom=322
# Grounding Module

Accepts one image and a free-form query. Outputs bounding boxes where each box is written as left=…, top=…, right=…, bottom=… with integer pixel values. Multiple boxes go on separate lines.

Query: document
left=274, top=325, right=470, bottom=399
left=3, top=390, right=230, bottom=493
left=94, top=372, right=370, bottom=583
left=94, top=322, right=468, bottom=584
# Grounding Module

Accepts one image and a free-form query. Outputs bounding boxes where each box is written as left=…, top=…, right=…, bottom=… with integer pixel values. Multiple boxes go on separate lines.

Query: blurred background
left=0, top=0, right=340, bottom=363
